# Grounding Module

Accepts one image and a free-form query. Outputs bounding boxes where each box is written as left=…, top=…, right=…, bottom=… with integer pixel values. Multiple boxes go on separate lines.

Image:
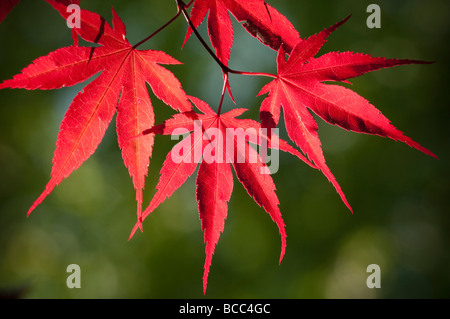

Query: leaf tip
left=27, top=202, right=39, bottom=217
left=279, top=247, right=285, bottom=265
left=348, top=204, right=354, bottom=214
left=278, top=227, right=287, bottom=265
left=341, top=195, right=353, bottom=214
left=27, top=182, right=57, bottom=217
left=404, top=138, right=438, bottom=159
left=0, top=83, right=6, bottom=90
left=128, top=222, right=141, bottom=241
left=418, top=146, right=438, bottom=160
left=202, top=267, right=210, bottom=295
left=329, top=14, right=352, bottom=33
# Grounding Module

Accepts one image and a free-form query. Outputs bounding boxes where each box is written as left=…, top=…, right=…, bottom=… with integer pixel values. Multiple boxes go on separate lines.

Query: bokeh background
left=0, top=0, right=449, bottom=298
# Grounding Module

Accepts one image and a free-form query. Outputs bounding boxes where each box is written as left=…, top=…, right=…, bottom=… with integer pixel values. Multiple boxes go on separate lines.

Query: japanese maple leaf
left=0, top=0, right=80, bottom=24
left=0, top=7, right=192, bottom=221
left=129, top=96, right=315, bottom=293
left=183, top=0, right=300, bottom=66
left=258, top=16, right=437, bottom=211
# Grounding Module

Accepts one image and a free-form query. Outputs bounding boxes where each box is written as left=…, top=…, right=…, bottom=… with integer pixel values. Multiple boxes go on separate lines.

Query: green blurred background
left=0, top=0, right=449, bottom=298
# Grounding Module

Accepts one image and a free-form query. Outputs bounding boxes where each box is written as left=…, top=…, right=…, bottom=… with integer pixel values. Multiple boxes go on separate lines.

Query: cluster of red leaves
left=0, top=0, right=435, bottom=293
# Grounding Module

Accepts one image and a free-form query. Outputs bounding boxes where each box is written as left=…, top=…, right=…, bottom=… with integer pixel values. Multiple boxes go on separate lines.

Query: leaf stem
left=217, top=73, right=229, bottom=115
left=178, top=0, right=226, bottom=69
left=230, top=70, right=277, bottom=78
left=133, top=0, right=194, bottom=49
left=177, top=0, right=277, bottom=79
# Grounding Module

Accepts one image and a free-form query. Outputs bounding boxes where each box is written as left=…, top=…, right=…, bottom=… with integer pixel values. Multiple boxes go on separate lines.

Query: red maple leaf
left=129, top=96, right=315, bottom=293
left=0, top=7, right=192, bottom=221
left=0, top=0, right=80, bottom=24
left=258, top=16, right=437, bottom=211
left=183, top=0, right=300, bottom=66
